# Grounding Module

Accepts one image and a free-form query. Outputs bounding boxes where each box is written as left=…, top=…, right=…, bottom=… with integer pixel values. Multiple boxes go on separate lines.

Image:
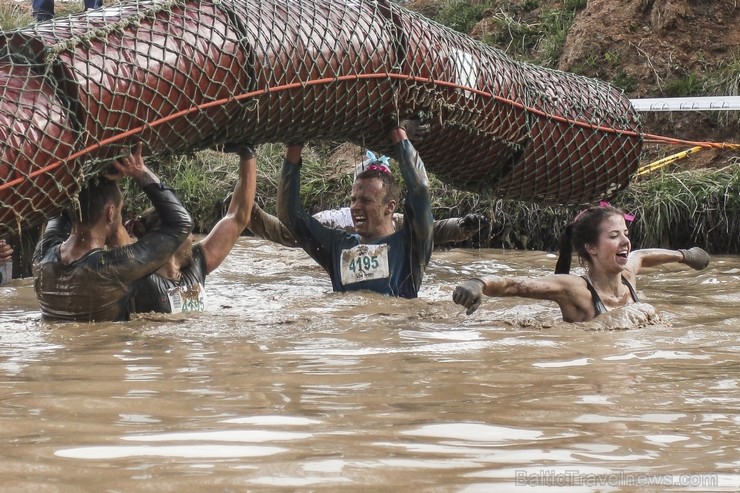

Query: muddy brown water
left=1, top=237, right=738, bottom=491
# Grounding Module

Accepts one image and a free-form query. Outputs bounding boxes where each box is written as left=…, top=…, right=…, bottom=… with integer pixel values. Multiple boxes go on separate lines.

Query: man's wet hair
left=355, top=167, right=401, bottom=205
left=71, top=177, right=121, bottom=226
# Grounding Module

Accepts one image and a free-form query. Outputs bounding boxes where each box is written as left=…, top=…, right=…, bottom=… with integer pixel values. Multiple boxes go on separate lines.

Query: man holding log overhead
left=278, top=121, right=434, bottom=298
left=32, top=144, right=193, bottom=322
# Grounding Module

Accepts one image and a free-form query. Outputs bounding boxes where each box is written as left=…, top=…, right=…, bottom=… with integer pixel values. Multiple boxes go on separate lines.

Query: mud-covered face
left=350, top=177, right=395, bottom=239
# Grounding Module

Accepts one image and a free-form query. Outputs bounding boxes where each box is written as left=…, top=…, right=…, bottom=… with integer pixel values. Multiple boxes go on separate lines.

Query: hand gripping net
left=0, top=0, right=642, bottom=237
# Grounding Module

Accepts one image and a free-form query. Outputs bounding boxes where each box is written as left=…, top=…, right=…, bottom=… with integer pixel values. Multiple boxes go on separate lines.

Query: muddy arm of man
left=391, top=123, right=434, bottom=284
left=277, top=144, right=342, bottom=270
left=105, top=145, right=194, bottom=283
left=432, top=214, right=491, bottom=245
left=247, top=202, right=299, bottom=248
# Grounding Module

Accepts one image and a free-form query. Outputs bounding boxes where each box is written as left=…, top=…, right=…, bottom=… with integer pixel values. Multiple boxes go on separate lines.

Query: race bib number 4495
left=340, top=244, right=390, bottom=286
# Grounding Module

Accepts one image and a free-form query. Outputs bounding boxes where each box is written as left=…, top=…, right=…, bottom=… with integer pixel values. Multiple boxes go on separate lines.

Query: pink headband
left=364, top=163, right=391, bottom=174
left=573, top=201, right=635, bottom=224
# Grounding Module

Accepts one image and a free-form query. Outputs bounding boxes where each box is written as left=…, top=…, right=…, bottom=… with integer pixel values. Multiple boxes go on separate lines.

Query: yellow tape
left=636, top=146, right=704, bottom=176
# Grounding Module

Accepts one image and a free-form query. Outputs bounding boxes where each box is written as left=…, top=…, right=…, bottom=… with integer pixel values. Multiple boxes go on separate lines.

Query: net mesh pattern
left=0, top=0, right=643, bottom=236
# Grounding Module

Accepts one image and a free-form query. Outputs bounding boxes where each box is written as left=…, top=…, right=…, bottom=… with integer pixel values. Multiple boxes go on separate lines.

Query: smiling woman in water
left=452, top=204, right=710, bottom=323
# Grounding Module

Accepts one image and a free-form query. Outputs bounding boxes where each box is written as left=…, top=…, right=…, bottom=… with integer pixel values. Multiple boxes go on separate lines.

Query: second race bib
left=167, top=282, right=207, bottom=313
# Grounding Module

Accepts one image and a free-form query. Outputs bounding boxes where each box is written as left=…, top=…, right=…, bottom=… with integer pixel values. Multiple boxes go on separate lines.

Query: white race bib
left=166, top=282, right=207, bottom=313
left=340, top=244, right=390, bottom=286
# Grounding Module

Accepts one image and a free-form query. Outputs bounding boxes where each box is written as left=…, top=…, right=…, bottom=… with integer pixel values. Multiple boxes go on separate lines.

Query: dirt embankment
left=410, top=0, right=739, bottom=169
left=560, top=0, right=739, bottom=168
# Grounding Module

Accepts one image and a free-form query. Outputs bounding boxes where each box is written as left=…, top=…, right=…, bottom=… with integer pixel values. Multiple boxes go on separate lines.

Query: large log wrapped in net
left=0, top=0, right=642, bottom=237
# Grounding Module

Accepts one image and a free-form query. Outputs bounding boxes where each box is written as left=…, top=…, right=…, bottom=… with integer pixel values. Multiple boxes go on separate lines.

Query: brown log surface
left=0, top=0, right=642, bottom=237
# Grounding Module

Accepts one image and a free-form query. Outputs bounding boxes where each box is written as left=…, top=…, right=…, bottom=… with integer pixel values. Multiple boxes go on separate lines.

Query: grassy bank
left=121, top=145, right=740, bottom=255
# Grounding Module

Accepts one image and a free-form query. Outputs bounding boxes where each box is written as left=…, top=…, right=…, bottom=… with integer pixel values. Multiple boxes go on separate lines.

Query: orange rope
left=2, top=71, right=738, bottom=193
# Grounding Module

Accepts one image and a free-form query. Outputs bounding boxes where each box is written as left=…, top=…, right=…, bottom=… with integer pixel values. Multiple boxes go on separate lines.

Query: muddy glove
left=458, top=214, right=490, bottom=234
left=678, top=247, right=710, bottom=270
left=222, top=143, right=255, bottom=160
left=397, top=118, right=431, bottom=141
left=452, top=278, right=486, bottom=315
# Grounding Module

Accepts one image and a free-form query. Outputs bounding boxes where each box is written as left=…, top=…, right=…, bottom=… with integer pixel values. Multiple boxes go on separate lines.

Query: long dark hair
left=555, top=205, right=625, bottom=274
left=125, top=207, right=160, bottom=239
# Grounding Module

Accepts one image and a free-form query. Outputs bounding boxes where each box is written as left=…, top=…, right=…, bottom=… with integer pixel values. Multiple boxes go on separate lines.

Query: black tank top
left=132, top=244, right=207, bottom=313
left=582, top=275, right=639, bottom=316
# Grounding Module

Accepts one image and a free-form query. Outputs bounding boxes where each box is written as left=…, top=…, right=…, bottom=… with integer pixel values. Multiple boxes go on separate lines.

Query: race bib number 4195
left=340, top=244, right=390, bottom=286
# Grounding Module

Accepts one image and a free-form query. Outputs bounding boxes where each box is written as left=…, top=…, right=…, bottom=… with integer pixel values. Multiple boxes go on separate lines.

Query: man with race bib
left=278, top=121, right=434, bottom=298
left=33, top=144, right=193, bottom=322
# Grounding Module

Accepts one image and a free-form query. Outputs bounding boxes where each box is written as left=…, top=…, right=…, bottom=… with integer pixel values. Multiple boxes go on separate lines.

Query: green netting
left=0, top=0, right=643, bottom=237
